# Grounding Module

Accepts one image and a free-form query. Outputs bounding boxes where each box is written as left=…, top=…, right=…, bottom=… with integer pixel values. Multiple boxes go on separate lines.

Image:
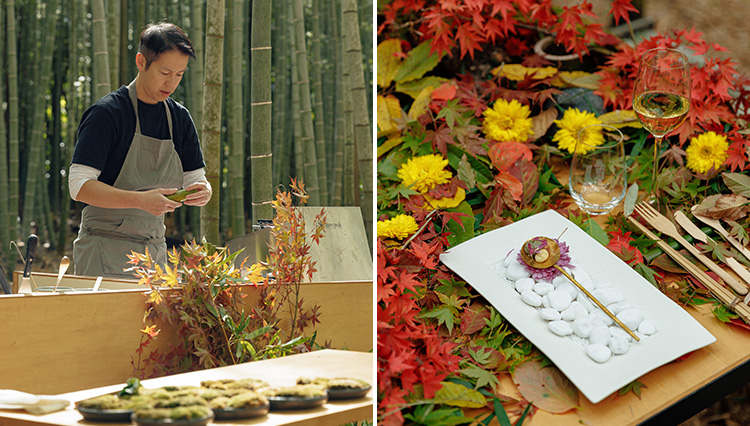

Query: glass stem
left=652, top=135, right=663, bottom=194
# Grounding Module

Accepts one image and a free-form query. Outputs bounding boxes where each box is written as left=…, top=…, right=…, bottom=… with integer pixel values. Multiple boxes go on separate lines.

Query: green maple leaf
left=436, top=99, right=467, bottom=129
left=458, top=364, right=500, bottom=390
left=420, top=292, right=467, bottom=332
left=634, top=263, right=659, bottom=287
left=618, top=380, right=647, bottom=399
left=421, top=306, right=456, bottom=331
left=712, top=305, right=738, bottom=323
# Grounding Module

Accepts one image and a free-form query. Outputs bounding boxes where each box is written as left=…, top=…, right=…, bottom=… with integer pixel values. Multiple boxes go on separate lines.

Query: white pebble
left=597, top=281, right=613, bottom=289
left=638, top=320, right=657, bottom=335
left=610, top=326, right=633, bottom=342
left=548, top=320, right=573, bottom=336
left=617, top=308, right=643, bottom=330
left=576, top=294, right=594, bottom=313
left=541, top=295, right=550, bottom=309
left=503, top=249, right=517, bottom=267
left=548, top=290, right=573, bottom=311
left=592, top=287, right=624, bottom=306
left=552, top=275, right=570, bottom=288
left=515, top=278, right=535, bottom=294
left=609, top=335, right=630, bottom=355
left=571, top=316, right=596, bottom=338
left=577, top=277, right=596, bottom=292
left=585, top=344, right=612, bottom=363
left=521, top=290, right=542, bottom=307
left=557, top=282, right=578, bottom=300
left=506, top=261, right=531, bottom=281
left=608, top=301, right=635, bottom=316
left=589, top=309, right=614, bottom=326
left=540, top=308, right=561, bottom=321
left=561, top=302, right=588, bottom=321
left=533, top=282, right=554, bottom=296
left=589, top=325, right=611, bottom=346
left=574, top=268, right=591, bottom=284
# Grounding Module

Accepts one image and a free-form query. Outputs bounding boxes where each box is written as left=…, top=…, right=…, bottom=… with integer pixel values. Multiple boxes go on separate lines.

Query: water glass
left=569, top=124, right=627, bottom=215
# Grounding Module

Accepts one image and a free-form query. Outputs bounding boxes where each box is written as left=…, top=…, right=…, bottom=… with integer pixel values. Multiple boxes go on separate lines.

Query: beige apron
left=73, top=80, right=183, bottom=278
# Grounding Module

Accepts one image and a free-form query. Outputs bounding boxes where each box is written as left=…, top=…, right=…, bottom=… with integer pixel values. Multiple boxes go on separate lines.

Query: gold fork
left=634, top=202, right=748, bottom=295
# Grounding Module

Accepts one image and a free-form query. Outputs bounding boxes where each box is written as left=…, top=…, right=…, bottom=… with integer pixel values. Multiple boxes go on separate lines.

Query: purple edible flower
left=516, top=238, right=573, bottom=280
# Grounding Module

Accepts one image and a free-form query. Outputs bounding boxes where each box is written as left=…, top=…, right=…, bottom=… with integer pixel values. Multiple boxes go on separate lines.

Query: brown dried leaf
left=530, top=108, right=558, bottom=141
left=693, top=194, right=750, bottom=221
left=512, top=361, right=579, bottom=414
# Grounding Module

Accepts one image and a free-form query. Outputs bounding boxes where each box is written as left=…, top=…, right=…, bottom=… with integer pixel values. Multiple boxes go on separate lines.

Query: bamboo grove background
left=0, top=0, right=374, bottom=272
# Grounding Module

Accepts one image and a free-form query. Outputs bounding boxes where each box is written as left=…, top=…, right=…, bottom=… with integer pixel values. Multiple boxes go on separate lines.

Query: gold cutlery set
left=629, top=202, right=750, bottom=324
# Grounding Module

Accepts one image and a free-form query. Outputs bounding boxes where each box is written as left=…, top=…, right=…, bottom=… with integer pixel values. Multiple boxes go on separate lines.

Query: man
left=69, top=22, right=211, bottom=278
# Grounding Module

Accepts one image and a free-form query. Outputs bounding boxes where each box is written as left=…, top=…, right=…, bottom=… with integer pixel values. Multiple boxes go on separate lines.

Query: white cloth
left=69, top=164, right=208, bottom=200
left=0, top=389, right=69, bottom=414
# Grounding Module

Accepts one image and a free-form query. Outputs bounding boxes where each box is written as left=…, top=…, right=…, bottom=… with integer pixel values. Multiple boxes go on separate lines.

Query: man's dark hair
left=138, top=22, right=196, bottom=68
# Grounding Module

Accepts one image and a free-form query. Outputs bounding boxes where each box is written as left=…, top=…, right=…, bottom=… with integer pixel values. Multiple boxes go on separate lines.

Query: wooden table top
left=0, top=349, right=374, bottom=426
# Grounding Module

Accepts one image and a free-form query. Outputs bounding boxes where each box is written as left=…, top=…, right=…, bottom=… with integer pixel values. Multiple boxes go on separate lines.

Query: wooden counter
left=0, top=349, right=374, bottom=426
left=0, top=275, right=373, bottom=395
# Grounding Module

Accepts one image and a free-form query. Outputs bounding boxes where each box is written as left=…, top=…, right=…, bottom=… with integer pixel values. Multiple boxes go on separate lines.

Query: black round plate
left=267, top=394, right=328, bottom=410
left=327, top=385, right=372, bottom=400
left=131, top=412, right=214, bottom=426
left=213, top=402, right=270, bottom=420
left=77, top=406, right=133, bottom=422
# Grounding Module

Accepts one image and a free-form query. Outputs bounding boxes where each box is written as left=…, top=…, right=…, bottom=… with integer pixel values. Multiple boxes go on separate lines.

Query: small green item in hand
left=166, top=188, right=198, bottom=202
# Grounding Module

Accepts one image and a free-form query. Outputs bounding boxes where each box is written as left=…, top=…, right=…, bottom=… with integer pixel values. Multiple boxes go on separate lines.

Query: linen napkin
left=0, top=389, right=69, bottom=414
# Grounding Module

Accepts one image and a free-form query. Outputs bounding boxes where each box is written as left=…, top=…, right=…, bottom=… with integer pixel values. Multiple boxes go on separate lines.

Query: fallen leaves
left=512, top=361, right=579, bottom=414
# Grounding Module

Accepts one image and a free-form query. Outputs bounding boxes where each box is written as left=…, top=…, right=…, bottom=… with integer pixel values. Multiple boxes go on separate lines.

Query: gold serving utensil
left=52, top=256, right=70, bottom=293
left=628, top=216, right=750, bottom=324
left=691, top=206, right=750, bottom=262
left=634, top=202, right=747, bottom=295
left=673, top=211, right=750, bottom=291
left=520, top=237, right=640, bottom=342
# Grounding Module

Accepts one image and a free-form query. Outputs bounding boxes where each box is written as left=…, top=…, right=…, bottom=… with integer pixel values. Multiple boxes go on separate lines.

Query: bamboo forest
left=0, top=0, right=374, bottom=274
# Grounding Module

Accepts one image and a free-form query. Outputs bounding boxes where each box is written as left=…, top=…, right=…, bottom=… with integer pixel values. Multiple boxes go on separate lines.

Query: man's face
left=136, top=49, right=189, bottom=104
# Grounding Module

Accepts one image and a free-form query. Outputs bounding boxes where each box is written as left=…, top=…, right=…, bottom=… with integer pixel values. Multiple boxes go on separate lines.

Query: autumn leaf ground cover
left=377, top=1, right=750, bottom=425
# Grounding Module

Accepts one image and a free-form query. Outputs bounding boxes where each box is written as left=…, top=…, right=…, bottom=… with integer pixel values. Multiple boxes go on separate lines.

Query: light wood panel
left=0, top=277, right=372, bottom=395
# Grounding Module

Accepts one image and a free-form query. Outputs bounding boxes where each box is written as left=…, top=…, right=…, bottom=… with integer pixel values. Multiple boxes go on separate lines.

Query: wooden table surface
left=467, top=302, right=750, bottom=425
left=0, top=349, right=374, bottom=426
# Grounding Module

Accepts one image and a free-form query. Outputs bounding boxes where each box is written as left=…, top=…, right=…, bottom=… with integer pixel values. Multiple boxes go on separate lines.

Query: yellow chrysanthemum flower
left=377, top=214, right=419, bottom=240
left=482, top=99, right=534, bottom=143
left=397, top=154, right=452, bottom=193
left=552, top=108, right=604, bottom=154
left=685, top=131, right=729, bottom=174
left=424, top=187, right=466, bottom=210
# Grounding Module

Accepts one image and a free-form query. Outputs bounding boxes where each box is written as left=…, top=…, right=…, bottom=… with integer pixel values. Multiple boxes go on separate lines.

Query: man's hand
left=140, top=188, right=183, bottom=216
left=181, top=180, right=212, bottom=207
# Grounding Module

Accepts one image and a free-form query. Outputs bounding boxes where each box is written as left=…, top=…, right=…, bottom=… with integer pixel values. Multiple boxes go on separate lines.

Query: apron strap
left=127, top=79, right=173, bottom=140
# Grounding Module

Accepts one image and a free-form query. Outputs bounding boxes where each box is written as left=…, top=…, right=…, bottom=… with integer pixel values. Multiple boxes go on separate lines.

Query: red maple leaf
left=609, top=0, right=638, bottom=25
left=607, top=229, right=644, bottom=265
left=455, top=21, right=482, bottom=59
left=424, top=123, right=454, bottom=157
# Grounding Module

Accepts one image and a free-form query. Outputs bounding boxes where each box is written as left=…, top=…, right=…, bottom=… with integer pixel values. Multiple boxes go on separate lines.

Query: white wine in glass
left=632, top=48, right=691, bottom=197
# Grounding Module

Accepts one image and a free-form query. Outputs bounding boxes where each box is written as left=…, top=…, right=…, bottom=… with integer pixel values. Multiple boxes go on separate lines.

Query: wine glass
left=569, top=124, right=627, bottom=216
left=632, top=47, right=691, bottom=198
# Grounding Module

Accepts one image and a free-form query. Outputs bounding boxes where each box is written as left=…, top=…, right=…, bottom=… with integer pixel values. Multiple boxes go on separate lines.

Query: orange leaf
left=495, top=170, right=523, bottom=202
left=431, top=82, right=457, bottom=101
left=488, top=141, right=533, bottom=172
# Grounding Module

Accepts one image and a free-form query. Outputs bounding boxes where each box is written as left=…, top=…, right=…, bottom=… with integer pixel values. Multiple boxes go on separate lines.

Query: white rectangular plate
left=439, top=210, right=715, bottom=403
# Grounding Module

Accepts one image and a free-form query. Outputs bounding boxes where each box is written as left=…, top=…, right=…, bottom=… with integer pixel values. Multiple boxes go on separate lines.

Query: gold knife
left=673, top=210, right=750, bottom=294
